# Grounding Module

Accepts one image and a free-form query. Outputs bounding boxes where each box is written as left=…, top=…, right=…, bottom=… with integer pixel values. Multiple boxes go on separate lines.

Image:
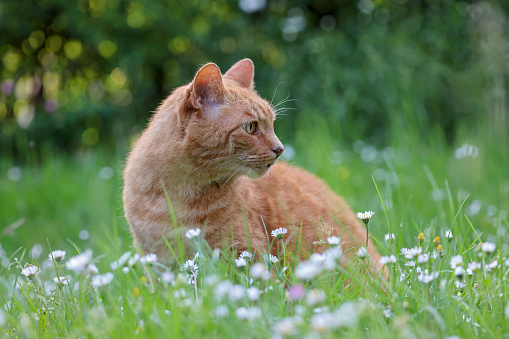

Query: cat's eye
left=242, top=121, right=258, bottom=134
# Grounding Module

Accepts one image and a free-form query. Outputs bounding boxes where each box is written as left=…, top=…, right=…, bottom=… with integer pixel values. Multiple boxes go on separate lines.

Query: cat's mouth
left=254, top=160, right=276, bottom=169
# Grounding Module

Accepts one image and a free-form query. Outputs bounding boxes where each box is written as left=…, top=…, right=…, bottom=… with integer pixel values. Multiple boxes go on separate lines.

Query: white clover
left=454, top=266, right=465, bottom=278
left=445, top=229, right=453, bottom=240
left=384, top=233, right=395, bottom=242
left=295, top=260, right=322, bottom=280
left=21, top=265, right=39, bottom=279
left=53, top=276, right=70, bottom=286
left=400, top=247, right=422, bottom=259
left=326, top=236, right=340, bottom=245
left=110, top=252, right=131, bottom=270
left=417, top=254, right=429, bottom=264
left=91, top=272, right=114, bottom=287
left=48, top=250, right=66, bottom=262
left=140, top=253, right=157, bottom=264
left=246, top=287, right=261, bottom=301
left=450, top=255, right=463, bottom=268
left=264, top=254, right=278, bottom=265
left=380, top=255, right=397, bottom=265
left=356, top=247, right=367, bottom=258
left=66, top=250, right=94, bottom=272
left=236, top=306, right=261, bottom=321
left=271, top=227, right=288, bottom=240
left=356, top=211, right=375, bottom=221
left=306, top=289, right=326, bottom=306
left=481, top=242, right=496, bottom=253
left=235, top=258, right=247, bottom=267
left=185, top=228, right=201, bottom=239
left=250, top=263, right=270, bottom=280
left=239, top=251, right=253, bottom=260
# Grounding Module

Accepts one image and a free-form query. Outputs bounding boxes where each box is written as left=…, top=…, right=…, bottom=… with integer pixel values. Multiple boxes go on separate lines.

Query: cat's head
left=181, top=59, right=284, bottom=181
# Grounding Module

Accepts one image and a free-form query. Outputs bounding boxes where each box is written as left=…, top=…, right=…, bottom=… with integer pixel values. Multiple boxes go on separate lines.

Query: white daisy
left=110, top=252, right=131, bottom=270
left=454, top=280, right=466, bottom=289
left=380, top=255, right=397, bottom=265
left=53, top=276, right=70, bottom=286
left=356, top=247, right=367, bottom=258
left=48, top=250, right=66, bottom=262
left=306, top=289, right=326, bottom=306
left=236, top=306, right=261, bottom=321
left=185, top=228, right=201, bottom=239
left=481, top=242, right=496, bottom=253
left=66, top=250, right=94, bottom=272
left=181, top=259, right=199, bottom=284
left=356, top=211, right=375, bottom=222
left=450, top=255, right=463, bottom=268
left=250, top=263, right=270, bottom=280
left=271, top=227, right=288, bottom=240
left=295, top=260, right=322, bottom=280
left=417, top=254, right=429, bottom=264
left=445, top=229, right=453, bottom=240
left=264, top=254, right=278, bottom=265
left=467, top=261, right=481, bottom=273
left=140, top=253, right=157, bottom=264
left=21, top=265, right=39, bottom=279
left=326, top=236, right=341, bottom=245
left=384, top=233, right=396, bottom=242
left=400, top=247, right=422, bottom=259
left=417, top=270, right=439, bottom=284
left=235, top=258, right=247, bottom=267
left=91, top=272, right=114, bottom=287
left=161, top=271, right=175, bottom=284
left=246, top=287, right=261, bottom=301
left=454, top=266, right=465, bottom=278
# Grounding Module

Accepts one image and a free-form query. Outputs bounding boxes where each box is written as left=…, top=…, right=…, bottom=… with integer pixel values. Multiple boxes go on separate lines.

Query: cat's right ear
left=191, top=63, right=226, bottom=111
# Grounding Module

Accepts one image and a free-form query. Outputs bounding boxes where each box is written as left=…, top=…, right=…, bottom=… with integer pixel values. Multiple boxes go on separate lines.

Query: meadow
left=2, top=0, right=509, bottom=337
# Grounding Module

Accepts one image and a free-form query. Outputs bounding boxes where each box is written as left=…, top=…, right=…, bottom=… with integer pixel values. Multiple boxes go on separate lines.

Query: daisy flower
left=356, top=211, right=375, bottom=224
left=450, top=255, right=463, bottom=268
left=326, top=236, right=340, bottom=245
left=356, top=247, right=367, bottom=258
left=264, top=254, right=278, bottom=265
left=271, top=227, right=288, bottom=240
left=384, top=233, right=395, bottom=242
left=239, top=251, right=253, bottom=260
left=185, top=228, right=201, bottom=239
left=21, top=265, right=39, bottom=279
left=481, top=242, right=496, bottom=253
left=48, top=250, right=66, bottom=262
left=380, top=255, right=397, bottom=265
left=91, top=272, right=114, bottom=287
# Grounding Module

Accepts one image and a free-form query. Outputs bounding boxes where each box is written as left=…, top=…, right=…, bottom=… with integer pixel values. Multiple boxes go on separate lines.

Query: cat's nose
left=272, top=146, right=284, bottom=157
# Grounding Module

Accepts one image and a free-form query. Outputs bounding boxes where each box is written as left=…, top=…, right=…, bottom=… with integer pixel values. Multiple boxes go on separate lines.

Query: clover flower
left=450, top=255, right=463, bottom=268
left=271, top=227, right=288, bottom=240
left=481, top=242, right=496, bottom=253
left=21, top=265, right=39, bottom=279
left=380, top=255, right=397, bottom=265
left=48, top=250, right=66, bottom=262
left=91, top=272, right=114, bottom=287
left=185, top=228, right=201, bottom=239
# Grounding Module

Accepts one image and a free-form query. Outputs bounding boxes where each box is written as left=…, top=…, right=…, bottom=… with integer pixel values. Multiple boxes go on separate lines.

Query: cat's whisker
left=270, top=82, right=283, bottom=106
left=273, top=95, right=298, bottom=109
left=201, top=157, right=247, bottom=182
left=195, top=154, right=245, bottom=171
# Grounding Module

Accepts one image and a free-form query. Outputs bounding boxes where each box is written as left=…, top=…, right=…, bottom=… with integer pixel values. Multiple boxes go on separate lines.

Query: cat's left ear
left=191, top=63, right=226, bottom=111
left=224, top=58, right=255, bottom=89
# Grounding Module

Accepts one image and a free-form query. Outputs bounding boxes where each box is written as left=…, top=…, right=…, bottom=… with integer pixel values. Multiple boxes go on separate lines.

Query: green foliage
left=1, top=0, right=508, bottom=158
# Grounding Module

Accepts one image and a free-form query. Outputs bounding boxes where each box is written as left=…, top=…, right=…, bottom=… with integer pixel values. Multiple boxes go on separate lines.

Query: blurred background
left=1, top=0, right=508, bottom=260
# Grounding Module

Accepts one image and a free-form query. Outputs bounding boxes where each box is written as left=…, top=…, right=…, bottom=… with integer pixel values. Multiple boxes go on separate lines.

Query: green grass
left=1, top=123, right=508, bottom=338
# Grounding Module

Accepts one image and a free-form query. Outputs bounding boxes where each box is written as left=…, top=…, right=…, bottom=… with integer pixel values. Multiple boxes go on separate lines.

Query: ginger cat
left=123, top=59, right=381, bottom=270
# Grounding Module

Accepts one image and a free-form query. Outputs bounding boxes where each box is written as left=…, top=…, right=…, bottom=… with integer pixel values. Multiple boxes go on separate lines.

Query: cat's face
left=184, top=59, right=284, bottom=182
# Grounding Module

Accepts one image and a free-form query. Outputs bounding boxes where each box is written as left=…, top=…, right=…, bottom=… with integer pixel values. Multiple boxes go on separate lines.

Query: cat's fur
left=123, top=59, right=381, bottom=270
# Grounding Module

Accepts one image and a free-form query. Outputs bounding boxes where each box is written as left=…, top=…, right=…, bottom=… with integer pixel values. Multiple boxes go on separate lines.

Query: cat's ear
left=224, top=58, right=255, bottom=89
left=191, top=63, right=226, bottom=111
